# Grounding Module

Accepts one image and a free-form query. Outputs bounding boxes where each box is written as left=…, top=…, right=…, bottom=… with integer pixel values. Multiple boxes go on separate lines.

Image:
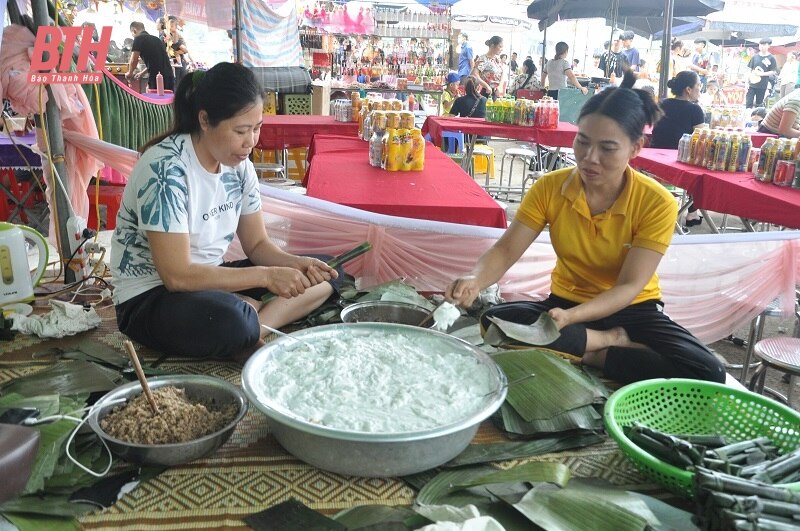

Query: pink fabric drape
left=0, top=25, right=104, bottom=239
left=55, top=132, right=800, bottom=344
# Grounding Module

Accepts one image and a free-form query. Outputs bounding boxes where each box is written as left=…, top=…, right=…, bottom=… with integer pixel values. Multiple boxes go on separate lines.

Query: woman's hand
left=548, top=307, right=573, bottom=330
left=580, top=86, right=588, bottom=95
left=264, top=266, right=313, bottom=298
left=445, top=276, right=481, bottom=308
left=291, top=256, right=338, bottom=286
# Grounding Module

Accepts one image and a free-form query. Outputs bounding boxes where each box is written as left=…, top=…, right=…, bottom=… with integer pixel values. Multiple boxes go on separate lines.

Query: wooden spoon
left=123, top=340, right=159, bottom=416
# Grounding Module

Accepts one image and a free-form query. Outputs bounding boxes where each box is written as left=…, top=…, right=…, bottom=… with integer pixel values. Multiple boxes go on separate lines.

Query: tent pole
left=658, top=0, right=675, bottom=99
left=542, top=24, right=547, bottom=71
left=31, top=0, right=77, bottom=284
left=234, top=0, right=243, bottom=64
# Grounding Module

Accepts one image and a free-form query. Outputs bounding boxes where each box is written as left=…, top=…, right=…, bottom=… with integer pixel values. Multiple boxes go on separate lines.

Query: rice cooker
left=0, top=222, right=48, bottom=306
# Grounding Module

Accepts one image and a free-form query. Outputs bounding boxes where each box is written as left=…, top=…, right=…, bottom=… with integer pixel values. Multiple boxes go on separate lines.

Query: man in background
left=510, top=52, right=518, bottom=74
left=599, top=33, right=625, bottom=79
left=458, top=33, right=474, bottom=85
left=747, top=38, right=778, bottom=108
left=126, top=21, right=175, bottom=92
left=620, top=31, right=640, bottom=72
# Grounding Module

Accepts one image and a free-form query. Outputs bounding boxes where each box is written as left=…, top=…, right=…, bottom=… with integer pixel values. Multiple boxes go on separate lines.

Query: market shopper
left=111, top=63, right=339, bottom=360
left=471, top=35, right=504, bottom=99
left=126, top=21, right=175, bottom=91
left=689, top=38, right=711, bottom=90
left=445, top=70, right=726, bottom=385
left=651, top=71, right=705, bottom=229
left=779, top=52, right=798, bottom=99
left=757, top=88, right=800, bottom=138
left=747, top=38, right=778, bottom=108
left=457, top=33, right=474, bottom=84
left=541, top=41, right=588, bottom=99
left=448, top=76, right=486, bottom=118
left=509, top=58, right=541, bottom=96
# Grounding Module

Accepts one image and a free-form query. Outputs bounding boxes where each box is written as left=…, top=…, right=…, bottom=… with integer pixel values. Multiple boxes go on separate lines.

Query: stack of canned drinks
left=677, top=126, right=752, bottom=173
left=332, top=99, right=354, bottom=122
left=752, top=137, right=800, bottom=188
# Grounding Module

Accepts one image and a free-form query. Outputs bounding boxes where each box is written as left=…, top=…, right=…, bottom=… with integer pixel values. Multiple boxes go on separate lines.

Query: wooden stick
left=124, top=340, right=159, bottom=416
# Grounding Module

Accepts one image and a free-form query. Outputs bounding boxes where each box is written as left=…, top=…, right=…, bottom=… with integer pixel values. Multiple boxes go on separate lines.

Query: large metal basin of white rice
left=241, top=323, right=507, bottom=477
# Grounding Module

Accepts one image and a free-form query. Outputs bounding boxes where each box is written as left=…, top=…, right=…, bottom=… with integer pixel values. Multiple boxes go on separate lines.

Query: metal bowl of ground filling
left=88, top=375, right=248, bottom=467
left=340, top=301, right=434, bottom=327
left=241, top=323, right=507, bottom=477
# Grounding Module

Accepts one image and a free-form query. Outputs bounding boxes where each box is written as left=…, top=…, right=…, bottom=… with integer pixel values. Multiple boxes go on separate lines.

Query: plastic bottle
left=737, top=135, right=751, bottom=173
left=156, top=72, right=164, bottom=95
left=409, top=128, right=425, bottom=171
left=727, top=135, right=740, bottom=172
left=368, top=112, right=387, bottom=168
left=407, top=93, right=416, bottom=112
left=688, top=127, right=701, bottom=163
left=714, top=133, right=729, bottom=171
left=693, top=129, right=708, bottom=166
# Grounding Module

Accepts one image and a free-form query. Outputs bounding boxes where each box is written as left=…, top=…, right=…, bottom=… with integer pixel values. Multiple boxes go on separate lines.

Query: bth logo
left=29, top=25, right=112, bottom=84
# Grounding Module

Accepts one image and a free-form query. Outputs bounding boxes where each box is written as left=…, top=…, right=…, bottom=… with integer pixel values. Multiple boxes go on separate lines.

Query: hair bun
left=666, top=78, right=675, bottom=89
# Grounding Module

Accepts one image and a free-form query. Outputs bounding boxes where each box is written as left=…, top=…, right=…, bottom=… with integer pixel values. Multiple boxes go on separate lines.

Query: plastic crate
left=281, top=94, right=312, bottom=115
left=604, top=378, right=800, bottom=498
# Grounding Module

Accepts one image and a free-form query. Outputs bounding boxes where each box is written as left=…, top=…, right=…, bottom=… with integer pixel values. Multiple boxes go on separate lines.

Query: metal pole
left=658, top=0, right=675, bottom=99
left=234, top=0, right=243, bottom=64
left=31, top=0, right=77, bottom=284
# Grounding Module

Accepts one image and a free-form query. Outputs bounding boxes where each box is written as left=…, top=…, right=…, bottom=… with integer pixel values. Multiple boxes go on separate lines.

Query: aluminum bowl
left=88, top=375, right=248, bottom=467
left=241, top=323, right=507, bottom=477
left=340, top=300, right=433, bottom=327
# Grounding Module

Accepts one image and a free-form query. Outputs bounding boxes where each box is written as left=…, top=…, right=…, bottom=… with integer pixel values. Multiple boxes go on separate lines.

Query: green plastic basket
left=604, top=378, right=800, bottom=498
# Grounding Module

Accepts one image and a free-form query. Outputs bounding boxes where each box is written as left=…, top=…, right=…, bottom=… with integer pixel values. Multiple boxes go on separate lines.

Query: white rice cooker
left=0, top=222, right=48, bottom=307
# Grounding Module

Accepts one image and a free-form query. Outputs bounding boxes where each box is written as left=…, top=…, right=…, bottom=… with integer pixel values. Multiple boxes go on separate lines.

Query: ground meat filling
left=100, top=386, right=238, bottom=444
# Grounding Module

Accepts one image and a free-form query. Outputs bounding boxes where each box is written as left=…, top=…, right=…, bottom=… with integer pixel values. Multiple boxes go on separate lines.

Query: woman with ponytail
left=111, top=63, right=339, bottom=361
left=446, top=70, right=725, bottom=385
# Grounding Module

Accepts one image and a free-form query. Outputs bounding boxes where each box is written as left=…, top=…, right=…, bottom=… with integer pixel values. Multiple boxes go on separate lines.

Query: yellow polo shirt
left=515, top=166, right=677, bottom=304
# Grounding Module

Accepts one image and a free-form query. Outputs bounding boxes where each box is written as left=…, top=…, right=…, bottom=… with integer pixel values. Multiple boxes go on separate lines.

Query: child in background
left=746, top=107, right=767, bottom=130
left=441, top=72, right=461, bottom=114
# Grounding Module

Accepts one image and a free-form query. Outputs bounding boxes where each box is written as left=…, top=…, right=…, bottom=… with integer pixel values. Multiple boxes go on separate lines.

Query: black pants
left=115, top=256, right=342, bottom=360
left=547, top=89, right=559, bottom=100
left=481, top=295, right=726, bottom=385
left=746, top=86, right=768, bottom=108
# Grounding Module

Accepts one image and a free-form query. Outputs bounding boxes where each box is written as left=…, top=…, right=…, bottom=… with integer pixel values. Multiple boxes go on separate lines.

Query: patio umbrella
left=613, top=15, right=702, bottom=39
left=527, top=0, right=725, bottom=30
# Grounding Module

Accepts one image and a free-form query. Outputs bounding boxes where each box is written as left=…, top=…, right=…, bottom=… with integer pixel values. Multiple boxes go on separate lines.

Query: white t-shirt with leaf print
left=111, top=133, right=262, bottom=305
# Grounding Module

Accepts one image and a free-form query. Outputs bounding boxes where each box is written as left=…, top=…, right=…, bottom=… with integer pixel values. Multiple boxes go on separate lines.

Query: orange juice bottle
left=409, top=129, right=425, bottom=171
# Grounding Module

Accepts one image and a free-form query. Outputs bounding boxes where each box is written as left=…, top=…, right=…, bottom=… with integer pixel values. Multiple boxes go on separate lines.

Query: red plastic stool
left=87, top=184, right=124, bottom=230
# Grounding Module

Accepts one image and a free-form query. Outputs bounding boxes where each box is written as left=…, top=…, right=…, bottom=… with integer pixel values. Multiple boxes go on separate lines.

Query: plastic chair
left=738, top=293, right=800, bottom=385
left=500, top=147, right=537, bottom=186
left=441, top=131, right=465, bottom=154
left=88, top=183, right=124, bottom=230
left=472, top=145, right=495, bottom=180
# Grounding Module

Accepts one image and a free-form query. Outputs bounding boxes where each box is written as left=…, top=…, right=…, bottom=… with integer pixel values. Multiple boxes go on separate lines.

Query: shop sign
left=29, top=25, right=112, bottom=84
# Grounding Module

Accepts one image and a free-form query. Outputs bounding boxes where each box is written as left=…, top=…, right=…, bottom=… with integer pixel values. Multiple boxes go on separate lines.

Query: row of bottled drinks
left=676, top=127, right=800, bottom=188
left=485, top=97, right=560, bottom=128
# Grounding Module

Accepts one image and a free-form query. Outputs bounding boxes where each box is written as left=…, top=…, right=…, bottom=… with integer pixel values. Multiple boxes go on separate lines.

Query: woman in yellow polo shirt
left=445, top=70, right=725, bottom=385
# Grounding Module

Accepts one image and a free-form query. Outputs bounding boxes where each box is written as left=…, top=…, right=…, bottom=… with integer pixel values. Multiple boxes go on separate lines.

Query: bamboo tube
left=124, top=340, right=159, bottom=416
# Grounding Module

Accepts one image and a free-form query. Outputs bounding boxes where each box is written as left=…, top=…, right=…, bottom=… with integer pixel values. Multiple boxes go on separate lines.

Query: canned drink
left=748, top=147, right=760, bottom=173
left=773, top=160, right=795, bottom=187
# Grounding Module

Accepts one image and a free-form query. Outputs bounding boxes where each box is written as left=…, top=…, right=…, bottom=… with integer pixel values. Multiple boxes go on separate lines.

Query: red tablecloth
left=305, top=134, right=507, bottom=228
left=421, top=116, right=578, bottom=148
left=421, top=116, right=775, bottom=150
left=258, top=116, right=359, bottom=150
left=632, top=148, right=800, bottom=229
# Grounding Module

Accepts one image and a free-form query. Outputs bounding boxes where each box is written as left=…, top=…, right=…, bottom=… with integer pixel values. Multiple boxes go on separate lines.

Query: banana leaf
left=24, top=395, right=88, bottom=495
left=513, top=484, right=650, bottom=531
left=2, top=512, right=79, bottom=531
left=416, top=463, right=571, bottom=506
left=0, top=361, right=124, bottom=397
left=444, top=433, right=604, bottom=467
left=629, top=492, right=698, bottom=531
left=564, top=479, right=661, bottom=525
left=499, top=403, right=603, bottom=436
left=492, top=350, right=599, bottom=422
left=355, top=280, right=434, bottom=309
left=59, top=342, right=129, bottom=369
left=243, top=499, right=344, bottom=531
left=0, top=496, right=95, bottom=518
left=333, top=505, right=431, bottom=530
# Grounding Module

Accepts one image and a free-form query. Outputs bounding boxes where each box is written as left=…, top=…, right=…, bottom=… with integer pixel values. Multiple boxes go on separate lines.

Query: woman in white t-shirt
left=541, top=41, right=588, bottom=100
left=779, top=52, right=798, bottom=99
left=111, top=63, right=338, bottom=360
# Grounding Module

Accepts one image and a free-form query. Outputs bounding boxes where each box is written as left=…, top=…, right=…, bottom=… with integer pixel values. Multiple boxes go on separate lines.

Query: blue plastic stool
left=441, top=131, right=465, bottom=154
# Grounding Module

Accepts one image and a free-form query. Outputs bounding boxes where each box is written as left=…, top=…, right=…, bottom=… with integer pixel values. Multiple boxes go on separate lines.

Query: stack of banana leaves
left=489, top=349, right=608, bottom=442
left=0, top=343, right=168, bottom=530
left=623, top=424, right=800, bottom=530
left=244, top=462, right=698, bottom=530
